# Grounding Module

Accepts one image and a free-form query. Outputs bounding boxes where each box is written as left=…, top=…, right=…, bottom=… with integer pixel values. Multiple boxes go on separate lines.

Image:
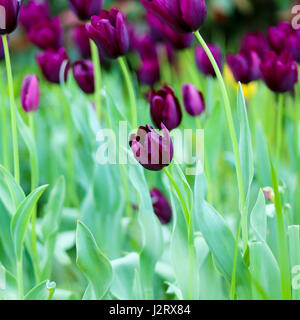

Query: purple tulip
left=134, top=33, right=158, bottom=61
left=182, top=83, right=205, bottom=116
left=85, top=8, right=130, bottom=59
left=72, top=25, right=91, bottom=59
left=268, top=22, right=292, bottom=55
left=20, top=74, right=39, bottom=112
left=73, top=60, right=94, bottom=94
left=241, top=31, right=269, bottom=58
left=227, top=50, right=261, bottom=84
left=36, top=47, right=69, bottom=84
left=0, top=0, right=23, bottom=35
left=150, top=188, right=172, bottom=224
left=149, top=85, right=182, bottom=131
left=195, top=44, right=223, bottom=77
left=19, top=0, right=50, bottom=31
left=140, top=0, right=207, bottom=34
left=260, top=50, right=298, bottom=93
left=138, top=58, right=160, bottom=87
left=129, top=124, right=173, bottom=171
left=146, top=11, right=193, bottom=50
left=0, top=37, right=4, bottom=59
left=68, top=0, right=103, bottom=21
left=28, top=17, right=63, bottom=50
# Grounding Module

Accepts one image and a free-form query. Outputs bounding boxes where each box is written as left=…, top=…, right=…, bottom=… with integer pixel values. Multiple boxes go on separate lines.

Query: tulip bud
left=195, top=44, right=223, bottom=77
left=149, top=85, right=182, bottom=131
left=21, top=74, right=39, bottom=113
left=260, top=50, right=298, bottom=93
left=19, top=0, right=50, bottom=31
left=140, top=0, right=207, bottom=34
left=36, top=47, right=69, bottom=84
left=227, top=50, right=261, bottom=84
left=150, top=188, right=172, bottom=224
left=0, top=0, right=23, bottom=35
left=73, top=60, right=94, bottom=94
left=85, top=8, right=130, bottom=59
left=68, top=0, right=103, bottom=21
left=267, top=22, right=292, bottom=55
left=182, top=84, right=205, bottom=116
left=72, top=25, right=91, bottom=59
left=241, top=31, right=269, bottom=58
left=28, top=17, right=63, bottom=50
left=129, top=124, right=173, bottom=171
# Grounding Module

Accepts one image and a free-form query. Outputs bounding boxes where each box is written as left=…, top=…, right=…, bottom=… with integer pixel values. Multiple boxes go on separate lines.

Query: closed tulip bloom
left=227, top=50, right=261, bottom=84
left=85, top=8, right=130, bottom=59
left=195, top=44, right=223, bottom=77
left=138, top=58, right=160, bottom=87
left=150, top=188, right=172, bottom=224
left=260, top=50, right=298, bottom=93
left=140, top=0, right=207, bottom=34
left=68, top=0, right=103, bottom=21
left=268, top=22, right=292, bottom=55
left=28, top=17, right=63, bottom=50
left=182, top=84, right=205, bottom=116
left=0, top=0, right=23, bottom=35
left=36, top=47, right=69, bottom=84
left=149, top=85, right=182, bottom=131
left=19, top=0, right=50, bottom=31
left=73, top=60, right=94, bottom=94
left=241, top=31, right=269, bottom=58
left=72, top=25, right=91, bottom=59
left=21, top=74, right=39, bottom=112
left=129, top=124, right=173, bottom=171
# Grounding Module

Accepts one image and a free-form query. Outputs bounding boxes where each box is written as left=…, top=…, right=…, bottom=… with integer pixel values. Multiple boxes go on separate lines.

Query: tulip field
left=1, top=0, right=300, bottom=302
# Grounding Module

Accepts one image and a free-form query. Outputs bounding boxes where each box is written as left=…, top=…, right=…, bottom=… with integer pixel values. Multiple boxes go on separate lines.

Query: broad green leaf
left=0, top=263, right=17, bottom=300
left=256, top=124, right=271, bottom=186
left=11, top=185, right=48, bottom=261
left=24, top=280, right=56, bottom=300
left=76, top=221, right=112, bottom=300
left=250, top=190, right=267, bottom=241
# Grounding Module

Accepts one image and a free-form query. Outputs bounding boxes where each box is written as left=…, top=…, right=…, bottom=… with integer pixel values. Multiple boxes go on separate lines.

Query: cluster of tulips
left=0, top=0, right=300, bottom=300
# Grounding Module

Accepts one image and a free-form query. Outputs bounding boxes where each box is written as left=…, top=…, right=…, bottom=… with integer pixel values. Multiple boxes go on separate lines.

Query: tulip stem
left=2, top=35, right=20, bottom=184
left=90, top=40, right=102, bottom=119
left=118, top=57, right=138, bottom=129
left=194, top=31, right=247, bottom=250
left=275, top=94, right=284, bottom=170
left=28, top=113, right=40, bottom=283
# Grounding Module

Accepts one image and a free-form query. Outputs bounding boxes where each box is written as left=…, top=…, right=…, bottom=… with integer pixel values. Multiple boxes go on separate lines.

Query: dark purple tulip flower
left=268, top=22, right=292, bottom=55
left=146, top=11, right=193, bottom=50
left=260, top=50, right=298, bottom=93
left=129, top=124, right=173, bottom=171
left=28, top=17, right=63, bottom=50
left=134, top=33, right=158, bottom=61
left=150, top=188, right=172, bottom=224
left=36, top=47, right=69, bottom=84
left=19, top=0, right=50, bottom=31
left=241, top=31, right=269, bottom=58
left=182, top=83, right=205, bottom=116
left=227, top=50, right=261, bottom=84
left=21, top=74, right=39, bottom=113
left=138, top=58, right=160, bottom=87
left=72, top=25, right=91, bottom=59
left=195, top=44, right=223, bottom=77
left=140, top=0, right=207, bottom=34
left=68, top=0, right=103, bottom=21
left=0, top=0, right=23, bottom=35
left=73, top=60, right=94, bottom=94
left=0, top=37, right=4, bottom=59
left=149, top=85, right=182, bottom=131
left=85, top=8, right=130, bottom=59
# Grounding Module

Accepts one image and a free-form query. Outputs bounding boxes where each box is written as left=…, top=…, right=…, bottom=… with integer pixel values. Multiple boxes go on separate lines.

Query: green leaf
left=288, top=225, right=300, bottom=300
left=256, top=124, right=271, bottom=186
left=11, top=185, right=48, bottom=261
left=76, top=221, right=112, bottom=300
left=24, top=280, right=56, bottom=300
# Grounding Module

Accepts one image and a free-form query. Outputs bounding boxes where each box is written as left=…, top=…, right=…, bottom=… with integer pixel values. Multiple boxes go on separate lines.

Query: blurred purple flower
left=0, top=0, right=23, bottom=35
left=72, top=25, right=91, bottom=59
left=21, top=74, right=39, bottom=112
left=0, top=37, right=4, bottom=59
left=260, top=50, right=298, bottom=93
left=195, top=43, right=223, bottom=77
left=149, top=85, right=182, bottom=131
left=73, top=60, right=94, bottom=94
left=68, top=0, right=103, bottom=21
left=129, top=124, right=173, bottom=171
left=182, top=83, right=205, bottom=116
left=241, top=31, right=269, bottom=58
left=150, top=188, right=172, bottom=224
left=138, top=58, right=160, bottom=87
left=85, top=8, right=130, bottom=59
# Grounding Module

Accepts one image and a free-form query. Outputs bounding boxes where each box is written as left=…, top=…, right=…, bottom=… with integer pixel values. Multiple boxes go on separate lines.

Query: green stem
left=90, top=40, right=102, bottom=119
left=194, top=31, right=247, bottom=250
left=275, top=94, right=284, bottom=170
left=2, top=35, right=19, bottom=184
left=28, top=113, right=39, bottom=282
left=118, top=57, right=138, bottom=129
left=16, top=258, right=24, bottom=300
left=163, top=167, right=194, bottom=299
